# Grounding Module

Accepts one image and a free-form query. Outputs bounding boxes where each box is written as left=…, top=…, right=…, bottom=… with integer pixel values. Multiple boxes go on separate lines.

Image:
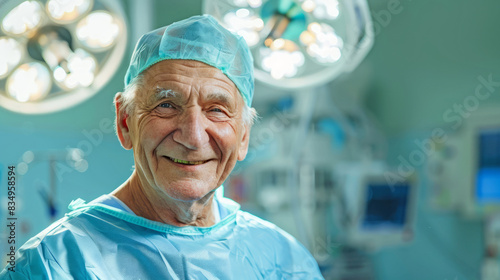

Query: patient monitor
left=337, top=165, right=417, bottom=250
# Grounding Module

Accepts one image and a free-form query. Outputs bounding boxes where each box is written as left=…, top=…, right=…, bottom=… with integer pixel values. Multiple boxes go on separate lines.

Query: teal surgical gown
left=0, top=195, right=323, bottom=279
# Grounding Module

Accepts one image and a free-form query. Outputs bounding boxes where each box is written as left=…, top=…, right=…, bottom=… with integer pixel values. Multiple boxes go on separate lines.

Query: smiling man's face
left=116, top=59, right=250, bottom=202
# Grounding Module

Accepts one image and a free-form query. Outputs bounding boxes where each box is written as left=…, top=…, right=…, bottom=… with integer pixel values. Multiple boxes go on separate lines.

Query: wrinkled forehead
left=139, top=60, right=244, bottom=105
left=144, top=60, right=231, bottom=82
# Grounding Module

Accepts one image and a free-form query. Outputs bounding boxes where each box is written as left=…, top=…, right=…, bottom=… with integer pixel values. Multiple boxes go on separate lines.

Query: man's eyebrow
left=205, top=92, right=234, bottom=107
left=149, top=86, right=179, bottom=104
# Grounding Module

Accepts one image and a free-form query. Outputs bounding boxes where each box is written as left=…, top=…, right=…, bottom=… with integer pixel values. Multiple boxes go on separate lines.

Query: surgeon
left=0, top=15, right=323, bottom=279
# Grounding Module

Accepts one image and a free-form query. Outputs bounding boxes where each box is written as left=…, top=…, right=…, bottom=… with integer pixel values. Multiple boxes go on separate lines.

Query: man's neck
left=111, top=171, right=217, bottom=227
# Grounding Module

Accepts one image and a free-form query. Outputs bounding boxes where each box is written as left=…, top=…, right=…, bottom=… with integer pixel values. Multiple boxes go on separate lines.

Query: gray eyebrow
left=206, top=92, right=232, bottom=106
left=149, top=86, right=179, bottom=103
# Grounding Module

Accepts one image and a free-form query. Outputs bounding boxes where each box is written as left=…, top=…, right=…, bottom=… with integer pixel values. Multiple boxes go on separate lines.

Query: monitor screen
left=361, top=183, right=409, bottom=231
left=476, top=129, right=500, bottom=203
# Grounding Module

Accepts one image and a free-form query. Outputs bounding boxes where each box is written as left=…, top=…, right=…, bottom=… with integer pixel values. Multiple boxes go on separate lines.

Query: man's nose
left=173, top=109, right=209, bottom=150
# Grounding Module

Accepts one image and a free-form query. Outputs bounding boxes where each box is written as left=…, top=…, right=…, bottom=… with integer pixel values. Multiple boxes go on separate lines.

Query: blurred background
left=1, top=0, right=500, bottom=279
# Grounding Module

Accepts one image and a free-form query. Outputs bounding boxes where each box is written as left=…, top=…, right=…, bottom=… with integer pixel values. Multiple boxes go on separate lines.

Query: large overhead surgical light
left=204, top=0, right=374, bottom=89
left=0, top=0, right=127, bottom=114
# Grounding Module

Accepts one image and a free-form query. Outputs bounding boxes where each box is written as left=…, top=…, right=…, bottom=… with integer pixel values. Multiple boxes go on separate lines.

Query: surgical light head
left=124, top=15, right=255, bottom=106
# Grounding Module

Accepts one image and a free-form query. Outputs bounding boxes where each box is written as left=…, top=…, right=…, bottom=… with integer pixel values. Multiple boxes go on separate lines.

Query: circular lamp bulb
left=46, top=0, right=93, bottom=23
left=0, top=37, right=23, bottom=78
left=303, top=22, right=343, bottom=64
left=1, top=1, right=43, bottom=35
left=300, top=0, right=340, bottom=20
left=7, top=62, right=52, bottom=103
left=76, top=11, right=120, bottom=51
left=223, top=9, right=264, bottom=47
left=259, top=39, right=304, bottom=79
left=53, top=48, right=97, bottom=89
left=247, top=0, right=262, bottom=8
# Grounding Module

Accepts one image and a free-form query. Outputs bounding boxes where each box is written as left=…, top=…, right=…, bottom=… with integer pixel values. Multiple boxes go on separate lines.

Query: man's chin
left=161, top=182, right=215, bottom=203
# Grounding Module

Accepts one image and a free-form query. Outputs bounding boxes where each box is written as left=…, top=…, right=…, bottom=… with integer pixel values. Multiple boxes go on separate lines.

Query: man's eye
left=211, top=108, right=223, bottom=113
left=158, top=103, right=174, bottom=109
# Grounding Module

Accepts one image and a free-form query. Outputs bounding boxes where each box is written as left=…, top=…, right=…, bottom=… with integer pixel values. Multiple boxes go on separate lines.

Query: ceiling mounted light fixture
left=0, top=0, right=127, bottom=114
left=204, top=0, right=374, bottom=89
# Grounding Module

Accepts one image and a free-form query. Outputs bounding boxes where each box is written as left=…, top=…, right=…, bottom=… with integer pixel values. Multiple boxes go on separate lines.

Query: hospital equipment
left=432, top=107, right=500, bottom=217
left=203, top=0, right=374, bottom=89
left=425, top=107, right=500, bottom=280
left=16, top=149, right=88, bottom=219
left=336, top=164, right=417, bottom=250
left=0, top=0, right=127, bottom=114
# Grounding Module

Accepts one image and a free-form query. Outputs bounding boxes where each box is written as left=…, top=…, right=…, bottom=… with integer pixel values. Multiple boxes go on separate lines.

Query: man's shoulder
left=19, top=206, right=101, bottom=252
left=1, top=207, right=114, bottom=279
left=233, top=210, right=323, bottom=277
left=235, top=210, right=304, bottom=247
left=236, top=210, right=282, bottom=231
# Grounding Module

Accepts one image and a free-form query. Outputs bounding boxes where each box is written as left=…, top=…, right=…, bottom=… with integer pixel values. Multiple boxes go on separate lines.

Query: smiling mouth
left=165, top=156, right=207, bottom=165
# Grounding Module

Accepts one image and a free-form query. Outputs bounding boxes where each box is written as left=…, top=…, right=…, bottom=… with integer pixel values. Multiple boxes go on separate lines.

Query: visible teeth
left=169, top=157, right=204, bottom=165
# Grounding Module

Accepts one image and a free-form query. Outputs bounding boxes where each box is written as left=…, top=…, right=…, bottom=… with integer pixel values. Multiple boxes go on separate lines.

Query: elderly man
left=0, top=15, right=323, bottom=279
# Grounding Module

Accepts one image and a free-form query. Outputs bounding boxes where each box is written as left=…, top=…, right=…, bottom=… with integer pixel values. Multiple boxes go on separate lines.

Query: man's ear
left=237, top=124, right=250, bottom=161
left=115, top=93, right=133, bottom=150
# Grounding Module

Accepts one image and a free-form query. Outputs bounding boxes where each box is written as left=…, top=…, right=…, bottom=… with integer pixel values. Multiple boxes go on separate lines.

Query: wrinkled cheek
left=216, top=128, right=240, bottom=170
left=218, top=148, right=239, bottom=181
left=133, top=133, right=156, bottom=180
left=217, top=125, right=240, bottom=151
left=133, top=145, right=147, bottom=174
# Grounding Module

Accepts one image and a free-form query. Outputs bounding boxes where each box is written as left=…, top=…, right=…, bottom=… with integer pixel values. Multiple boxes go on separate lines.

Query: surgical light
left=76, top=11, right=120, bottom=50
left=223, top=9, right=264, bottom=47
left=7, top=62, right=51, bottom=102
left=300, top=0, right=315, bottom=13
left=204, top=0, right=374, bottom=89
left=55, top=48, right=97, bottom=89
left=1, top=1, right=43, bottom=35
left=299, top=0, right=339, bottom=20
left=302, top=22, right=343, bottom=63
left=0, top=37, right=23, bottom=78
left=46, top=0, right=93, bottom=23
left=259, top=39, right=304, bottom=79
left=27, top=25, right=97, bottom=90
left=248, top=0, right=263, bottom=8
left=0, top=0, right=127, bottom=114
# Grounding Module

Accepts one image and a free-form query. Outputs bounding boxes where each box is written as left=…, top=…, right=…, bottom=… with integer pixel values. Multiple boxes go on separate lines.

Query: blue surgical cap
left=124, top=15, right=254, bottom=106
